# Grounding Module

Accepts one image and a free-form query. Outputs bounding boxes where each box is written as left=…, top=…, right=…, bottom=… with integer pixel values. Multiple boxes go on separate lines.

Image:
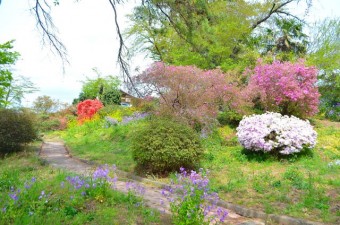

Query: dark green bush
left=0, top=109, right=37, bottom=153
left=131, top=118, right=203, bottom=175
left=217, top=110, right=243, bottom=127
left=101, top=90, right=121, bottom=105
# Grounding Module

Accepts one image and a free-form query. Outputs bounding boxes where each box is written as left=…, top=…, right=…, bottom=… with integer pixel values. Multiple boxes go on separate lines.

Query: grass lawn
left=61, top=118, right=340, bottom=223
left=0, top=142, right=164, bottom=224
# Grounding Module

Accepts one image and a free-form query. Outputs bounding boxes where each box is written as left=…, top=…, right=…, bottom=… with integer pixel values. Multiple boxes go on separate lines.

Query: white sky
left=0, top=0, right=339, bottom=106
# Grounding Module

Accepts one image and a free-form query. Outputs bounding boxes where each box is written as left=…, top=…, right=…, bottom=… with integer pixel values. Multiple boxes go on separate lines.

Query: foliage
left=97, top=105, right=136, bottom=121
left=32, top=95, right=60, bottom=114
left=254, top=17, right=308, bottom=61
left=217, top=110, right=243, bottom=127
left=131, top=118, right=203, bottom=175
left=136, top=62, right=250, bottom=128
left=236, top=112, right=317, bottom=155
left=74, top=69, right=121, bottom=105
left=0, top=155, right=161, bottom=224
left=324, top=105, right=340, bottom=122
left=162, top=168, right=227, bottom=225
left=0, top=40, right=19, bottom=107
left=246, top=60, right=320, bottom=118
left=60, top=114, right=339, bottom=223
left=307, top=18, right=340, bottom=119
left=77, top=99, right=103, bottom=123
left=2, top=75, right=38, bottom=108
left=0, top=109, right=37, bottom=153
left=126, top=1, right=309, bottom=72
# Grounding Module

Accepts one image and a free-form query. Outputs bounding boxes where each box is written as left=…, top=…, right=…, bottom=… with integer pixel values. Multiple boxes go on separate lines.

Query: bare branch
left=31, top=0, right=68, bottom=71
left=252, top=0, right=295, bottom=29
left=108, top=0, right=142, bottom=97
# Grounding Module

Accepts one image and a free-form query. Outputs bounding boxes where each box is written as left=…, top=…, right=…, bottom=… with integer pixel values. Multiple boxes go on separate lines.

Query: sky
left=0, top=0, right=339, bottom=106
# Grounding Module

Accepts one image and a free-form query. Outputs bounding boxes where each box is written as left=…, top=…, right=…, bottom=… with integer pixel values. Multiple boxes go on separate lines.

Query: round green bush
left=131, top=118, right=203, bottom=175
left=0, top=109, right=37, bottom=153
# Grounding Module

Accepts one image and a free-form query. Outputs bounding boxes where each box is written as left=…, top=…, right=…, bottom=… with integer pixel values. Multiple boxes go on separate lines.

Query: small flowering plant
left=236, top=112, right=317, bottom=155
left=161, top=168, right=228, bottom=224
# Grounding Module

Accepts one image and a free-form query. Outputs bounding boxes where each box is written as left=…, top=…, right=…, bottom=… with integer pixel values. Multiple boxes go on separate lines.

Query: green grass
left=61, top=118, right=147, bottom=172
left=0, top=143, right=165, bottom=224
left=60, top=118, right=340, bottom=223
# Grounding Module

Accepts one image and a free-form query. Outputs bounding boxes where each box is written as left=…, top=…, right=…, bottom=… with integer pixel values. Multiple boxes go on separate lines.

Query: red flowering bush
left=77, top=99, right=103, bottom=123
left=246, top=60, right=320, bottom=118
left=136, top=62, right=250, bottom=128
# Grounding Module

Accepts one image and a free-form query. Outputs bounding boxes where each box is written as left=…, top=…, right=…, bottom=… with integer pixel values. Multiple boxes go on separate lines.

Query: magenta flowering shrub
left=247, top=60, right=320, bottom=118
left=161, top=168, right=228, bottom=224
left=236, top=112, right=317, bottom=155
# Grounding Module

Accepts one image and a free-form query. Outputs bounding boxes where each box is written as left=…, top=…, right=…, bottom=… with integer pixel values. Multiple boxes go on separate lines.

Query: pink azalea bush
left=136, top=62, right=250, bottom=127
left=236, top=112, right=317, bottom=155
left=246, top=60, right=320, bottom=118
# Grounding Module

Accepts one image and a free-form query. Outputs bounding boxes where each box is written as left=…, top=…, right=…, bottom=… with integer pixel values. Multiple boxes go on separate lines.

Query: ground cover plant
left=0, top=144, right=162, bottom=224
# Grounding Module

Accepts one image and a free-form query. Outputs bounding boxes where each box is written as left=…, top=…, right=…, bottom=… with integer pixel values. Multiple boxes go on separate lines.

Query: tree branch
left=252, top=0, right=295, bottom=29
left=108, top=0, right=142, bottom=97
left=31, top=0, right=68, bottom=71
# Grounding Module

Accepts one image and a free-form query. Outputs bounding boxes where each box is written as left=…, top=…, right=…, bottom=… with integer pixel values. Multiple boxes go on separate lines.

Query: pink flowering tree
left=135, top=62, right=250, bottom=127
left=246, top=60, right=320, bottom=118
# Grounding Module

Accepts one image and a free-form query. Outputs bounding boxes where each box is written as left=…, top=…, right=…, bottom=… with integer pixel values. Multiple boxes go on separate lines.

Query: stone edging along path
left=39, top=141, right=324, bottom=225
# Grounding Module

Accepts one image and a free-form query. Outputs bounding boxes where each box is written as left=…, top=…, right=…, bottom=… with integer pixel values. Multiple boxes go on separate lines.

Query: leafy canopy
left=0, top=40, right=20, bottom=107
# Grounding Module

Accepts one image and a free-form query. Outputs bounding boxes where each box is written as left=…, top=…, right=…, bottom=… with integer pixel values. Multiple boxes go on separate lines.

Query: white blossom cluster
left=236, top=112, right=317, bottom=155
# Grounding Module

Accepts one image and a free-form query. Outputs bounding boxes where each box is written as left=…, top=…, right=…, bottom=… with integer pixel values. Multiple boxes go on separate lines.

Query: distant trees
left=73, top=69, right=121, bottom=106
left=307, top=18, right=340, bottom=115
left=33, top=95, right=60, bottom=114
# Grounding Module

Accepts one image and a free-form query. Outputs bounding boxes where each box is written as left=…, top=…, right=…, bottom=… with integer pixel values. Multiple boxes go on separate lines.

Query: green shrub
left=217, top=110, right=243, bottom=127
left=0, top=109, right=37, bottom=153
left=131, top=118, right=203, bottom=175
left=39, top=118, right=61, bottom=131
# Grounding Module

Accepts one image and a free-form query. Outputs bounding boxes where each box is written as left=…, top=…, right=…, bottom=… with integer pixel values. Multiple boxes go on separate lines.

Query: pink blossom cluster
left=236, top=112, right=317, bottom=155
left=247, top=60, right=320, bottom=118
left=136, top=62, right=249, bottom=126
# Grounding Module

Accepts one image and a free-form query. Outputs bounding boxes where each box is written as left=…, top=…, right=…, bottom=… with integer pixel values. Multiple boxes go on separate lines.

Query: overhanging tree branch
left=31, top=0, right=68, bottom=71
left=252, top=0, right=296, bottom=29
left=108, top=0, right=142, bottom=97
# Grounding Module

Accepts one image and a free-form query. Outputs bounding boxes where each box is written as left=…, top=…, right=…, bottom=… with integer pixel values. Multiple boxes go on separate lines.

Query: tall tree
left=32, top=95, right=60, bottom=114
left=253, top=17, right=308, bottom=61
left=0, top=40, right=20, bottom=107
left=3, top=75, right=38, bottom=108
left=126, top=0, right=312, bottom=71
left=0, top=1, right=312, bottom=90
left=74, top=68, right=121, bottom=105
left=307, top=18, right=340, bottom=110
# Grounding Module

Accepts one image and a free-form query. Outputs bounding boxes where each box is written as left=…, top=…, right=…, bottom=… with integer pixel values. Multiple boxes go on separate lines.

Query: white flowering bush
left=236, top=112, right=317, bottom=155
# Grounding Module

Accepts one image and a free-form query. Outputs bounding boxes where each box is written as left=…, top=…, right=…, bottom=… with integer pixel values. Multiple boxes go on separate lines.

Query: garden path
left=40, top=141, right=265, bottom=225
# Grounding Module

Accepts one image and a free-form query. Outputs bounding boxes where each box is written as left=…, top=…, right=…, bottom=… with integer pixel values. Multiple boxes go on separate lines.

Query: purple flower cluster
left=125, top=181, right=146, bottom=196
left=121, top=112, right=149, bottom=125
left=65, top=165, right=118, bottom=194
left=162, top=167, right=228, bottom=224
left=236, top=112, right=317, bottom=154
left=92, top=164, right=118, bottom=188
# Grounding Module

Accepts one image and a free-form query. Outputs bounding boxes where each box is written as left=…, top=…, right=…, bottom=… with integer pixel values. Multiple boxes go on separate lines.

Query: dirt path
left=40, top=141, right=264, bottom=225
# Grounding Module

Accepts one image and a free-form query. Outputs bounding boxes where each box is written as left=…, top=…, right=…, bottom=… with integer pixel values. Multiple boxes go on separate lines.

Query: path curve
left=40, top=141, right=265, bottom=225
